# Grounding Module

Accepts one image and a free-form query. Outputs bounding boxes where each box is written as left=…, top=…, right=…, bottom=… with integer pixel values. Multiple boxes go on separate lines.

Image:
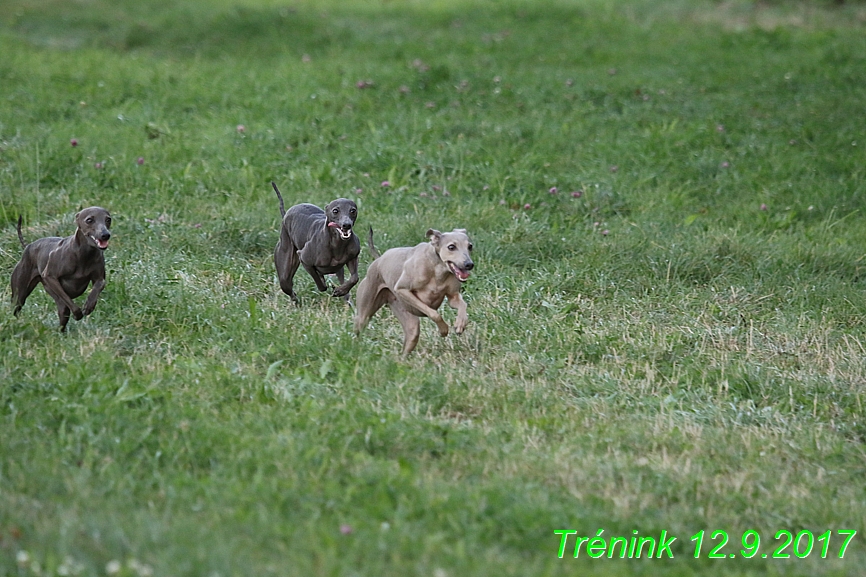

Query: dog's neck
left=426, top=243, right=447, bottom=266
left=74, top=228, right=99, bottom=253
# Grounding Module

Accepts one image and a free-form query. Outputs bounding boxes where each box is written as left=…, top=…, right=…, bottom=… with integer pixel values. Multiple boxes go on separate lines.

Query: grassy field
left=2, top=0, right=866, bottom=575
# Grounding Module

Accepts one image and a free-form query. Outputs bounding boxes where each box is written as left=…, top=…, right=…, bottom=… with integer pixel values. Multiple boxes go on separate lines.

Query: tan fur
left=354, top=228, right=474, bottom=356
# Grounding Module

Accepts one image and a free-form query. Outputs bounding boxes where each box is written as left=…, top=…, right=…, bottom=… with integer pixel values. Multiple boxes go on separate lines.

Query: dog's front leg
left=332, top=257, right=359, bottom=298
left=395, top=287, right=449, bottom=336
left=56, top=301, right=72, bottom=332
left=41, top=273, right=84, bottom=320
left=302, top=263, right=329, bottom=291
left=448, top=292, right=468, bottom=334
left=82, top=277, right=105, bottom=316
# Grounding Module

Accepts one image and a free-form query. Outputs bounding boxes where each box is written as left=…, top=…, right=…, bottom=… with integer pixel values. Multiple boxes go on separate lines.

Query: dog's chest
left=413, top=270, right=458, bottom=308
left=59, top=275, right=95, bottom=298
left=414, top=286, right=448, bottom=310
left=301, top=245, right=356, bottom=271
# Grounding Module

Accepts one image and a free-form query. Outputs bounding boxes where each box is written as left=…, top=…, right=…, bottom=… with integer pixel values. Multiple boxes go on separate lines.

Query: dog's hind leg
left=11, top=263, right=40, bottom=316
left=12, top=279, right=39, bottom=316
left=354, top=281, right=390, bottom=334
left=389, top=299, right=421, bottom=357
left=275, top=240, right=301, bottom=303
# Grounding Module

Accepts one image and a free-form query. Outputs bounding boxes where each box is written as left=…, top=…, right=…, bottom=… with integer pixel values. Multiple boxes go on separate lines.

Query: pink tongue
left=451, top=266, right=469, bottom=281
left=97, top=239, right=108, bottom=249
left=329, top=222, right=351, bottom=238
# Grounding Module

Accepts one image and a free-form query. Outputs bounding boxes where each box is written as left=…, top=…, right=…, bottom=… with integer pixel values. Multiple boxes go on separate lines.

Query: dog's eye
left=332, top=208, right=339, bottom=215
left=85, top=217, right=94, bottom=224
left=106, top=219, right=112, bottom=227
left=468, top=244, right=473, bottom=251
left=350, top=209, right=356, bottom=215
left=448, top=244, right=456, bottom=251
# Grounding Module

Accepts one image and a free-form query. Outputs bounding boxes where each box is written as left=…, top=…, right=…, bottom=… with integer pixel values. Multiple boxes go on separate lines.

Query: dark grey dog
left=272, top=182, right=360, bottom=303
left=11, top=207, right=112, bottom=331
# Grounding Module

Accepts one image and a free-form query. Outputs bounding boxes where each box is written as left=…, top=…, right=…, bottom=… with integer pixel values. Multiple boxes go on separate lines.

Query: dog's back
left=286, top=203, right=324, bottom=219
left=283, top=204, right=325, bottom=246
left=371, top=244, right=430, bottom=287
left=18, top=236, right=64, bottom=273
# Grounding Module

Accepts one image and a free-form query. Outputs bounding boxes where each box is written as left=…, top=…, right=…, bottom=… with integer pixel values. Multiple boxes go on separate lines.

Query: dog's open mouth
left=328, top=222, right=353, bottom=240
left=90, top=235, right=109, bottom=250
left=448, top=262, right=471, bottom=282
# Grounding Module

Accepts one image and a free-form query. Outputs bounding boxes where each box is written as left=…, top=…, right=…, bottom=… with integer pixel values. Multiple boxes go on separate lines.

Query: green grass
left=2, top=0, right=866, bottom=575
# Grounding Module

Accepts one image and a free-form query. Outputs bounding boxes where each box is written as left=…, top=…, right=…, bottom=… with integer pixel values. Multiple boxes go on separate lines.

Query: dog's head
left=324, top=198, right=358, bottom=241
left=76, top=207, right=112, bottom=250
left=427, top=228, right=474, bottom=282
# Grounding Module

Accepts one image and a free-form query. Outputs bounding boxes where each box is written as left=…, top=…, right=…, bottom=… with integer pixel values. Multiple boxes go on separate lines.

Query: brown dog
left=354, top=227, right=474, bottom=356
left=11, top=207, right=112, bottom=331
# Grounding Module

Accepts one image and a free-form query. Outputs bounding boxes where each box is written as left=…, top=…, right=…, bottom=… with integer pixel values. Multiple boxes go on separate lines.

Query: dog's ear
left=453, top=228, right=468, bottom=235
left=426, top=229, right=442, bottom=247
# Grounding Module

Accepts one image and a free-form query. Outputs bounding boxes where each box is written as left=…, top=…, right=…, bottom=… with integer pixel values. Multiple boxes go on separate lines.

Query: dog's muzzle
left=448, top=260, right=473, bottom=282
left=89, top=232, right=111, bottom=250
left=328, top=221, right=354, bottom=240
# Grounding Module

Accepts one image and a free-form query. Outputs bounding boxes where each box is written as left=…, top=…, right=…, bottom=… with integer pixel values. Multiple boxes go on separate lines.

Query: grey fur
left=272, top=182, right=360, bottom=303
left=11, top=207, right=112, bottom=331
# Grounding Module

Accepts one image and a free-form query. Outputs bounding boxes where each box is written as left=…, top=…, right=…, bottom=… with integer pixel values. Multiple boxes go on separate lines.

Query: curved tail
left=272, top=182, right=286, bottom=219
left=16, top=215, right=26, bottom=248
left=367, top=226, right=380, bottom=260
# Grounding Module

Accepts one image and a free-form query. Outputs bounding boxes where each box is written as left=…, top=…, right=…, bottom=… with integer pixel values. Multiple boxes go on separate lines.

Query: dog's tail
left=16, top=215, right=26, bottom=248
left=367, top=226, right=380, bottom=260
left=272, top=181, right=286, bottom=219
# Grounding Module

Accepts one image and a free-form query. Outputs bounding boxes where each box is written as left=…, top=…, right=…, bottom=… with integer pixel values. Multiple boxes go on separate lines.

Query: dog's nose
left=464, top=261, right=474, bottom=271
left=342, top=223, right=352, bottom=230
left=100, top=231, right=111, bottom=241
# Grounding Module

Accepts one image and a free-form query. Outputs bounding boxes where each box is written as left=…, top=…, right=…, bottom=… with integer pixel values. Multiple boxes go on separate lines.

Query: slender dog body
left=11, top=207, right=112, bottom=331
left=272, top=182, right=360, bottom=303
left=354, top=228, right=474, bottom=356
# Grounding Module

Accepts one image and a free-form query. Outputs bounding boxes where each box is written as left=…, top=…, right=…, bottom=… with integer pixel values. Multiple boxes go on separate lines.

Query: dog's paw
left=437, top=322, right=450, bottom=337
left=72, top=308, right=84, bottom=320
left=332, top=286, right=348, bottom=297
left=454, top=320, right=467, bottom=334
